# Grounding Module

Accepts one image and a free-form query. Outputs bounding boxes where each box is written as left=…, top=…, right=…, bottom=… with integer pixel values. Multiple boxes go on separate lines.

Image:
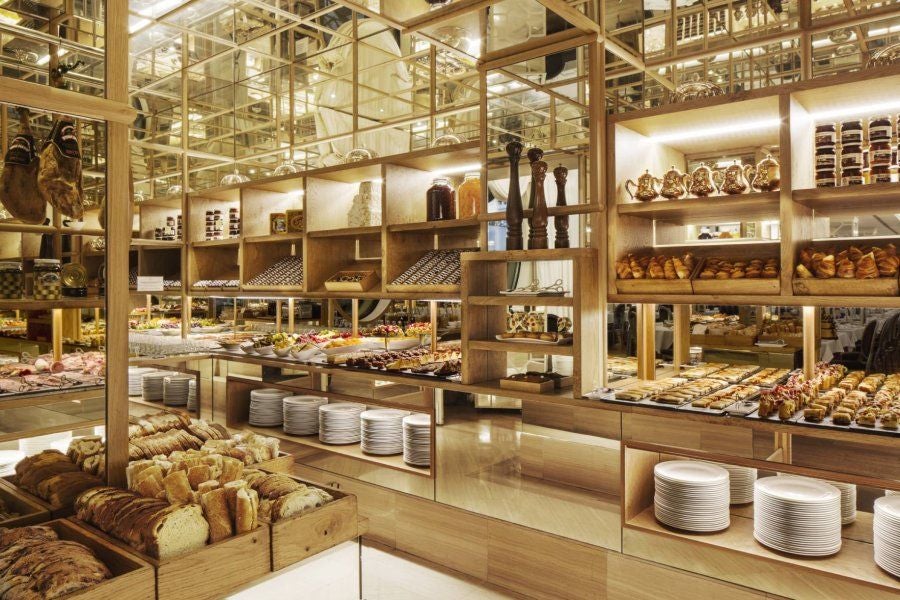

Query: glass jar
left=815, top=123, right=836, bottom=147
left=33, top=259, right=61, bottom=300
left=871, top=165, right=893, bottom=184
left=815, top=169, right=836, bottom=188
left=0, top=262, right=24, bottom=299
left=841, top=120, right=863, bottom=145
left=457, top=172, right=482, bottom=219
left=870, top=142, right=893, bottom=167
left=426, top=178, right=455, bottom=221
left=841, top=167, right=864, bottom=186
left=815, top=146, right=836, bottom=170
left=869, top=116, right=893, bottom=144
left=841, top=144, right=863, bottom=169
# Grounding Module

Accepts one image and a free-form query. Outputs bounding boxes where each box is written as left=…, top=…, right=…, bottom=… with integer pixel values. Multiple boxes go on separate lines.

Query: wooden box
left=692, top=276, right=780, bottom=295
left=499, top=377, right=555, bottom=393
left=792, top=276, right=899, bottom=297
left=0, top=480, right=51, bottom=527
left=324, top=269, right=379, bottom=292
left=54, top=519, right=156, bottom=600
left=74, top=520, right=272, bottom=600
left=263, top=484, right=359, bottom=571
left=615, top=277, right=693, bottom=295
left=251, top=451, right=294, bottom=473
left=0, top=476, right=73, bottom=518
left=759, top=333, right=803, bottom=348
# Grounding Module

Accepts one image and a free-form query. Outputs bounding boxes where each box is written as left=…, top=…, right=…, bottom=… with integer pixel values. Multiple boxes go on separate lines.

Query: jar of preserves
left=815, top=123, right=836, bottom=147
left=815, top=169, right=836, bottom=188
left=841, top=144, right=863, bottom=169
left=815, top=146, right=836, bottom=170
left=841, top=167, right=864, bottom=186
left=426, top=178, right=455, bottom=221
left=841, top=120, right=863, bottom=145
left=33, top=259, right=61, bottom=300
left=869, top=116, right=893, bottom=144
left=870, top=142, right=893, bottom=167
left=0, top=262, right=24, bottom=299
left=457, top=172, right=482, bottom=218
left=871, top=165, right=893, bottom=184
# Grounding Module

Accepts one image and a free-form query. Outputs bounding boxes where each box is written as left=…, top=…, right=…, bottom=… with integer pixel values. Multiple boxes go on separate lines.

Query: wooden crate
left=615, top=277, right=693, bottom=295
left=759, top=333, right=803, bottom=348
left=251, top=451, right=294, bottom=473
left=792, top=276, right=899, bottom=297
left=0, top=476, right=73, bottom=518
left=323, top=269, right=379, bottom=292
left=55, top=518, right=156, bottom=600
left=499, top=377, right=555, bottom=394
left=0, top=480, right=51, bottom=527
left=692, top=276, right=780, bottom=295
left=264, top=484, right=359, bottom=571
left=74, top=520, right=272, bottom=600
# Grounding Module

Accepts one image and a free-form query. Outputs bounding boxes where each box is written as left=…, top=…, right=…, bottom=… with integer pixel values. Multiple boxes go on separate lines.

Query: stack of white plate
left=874, top=495, right=900, bottom=577
left=142, top=371, right=173, bottom=401
left=129, top=367, right=156, bottom=396
left=187, top=379, right=198, bottom=412
left=715, top=463, right=757, bottom=505
left=283, top=396, right=328, bottom=436
left=402, top=413, right=431, bottom=467
left=654, top=461, right=730, bottom=532
left=248, top=388, right=291, bottom=427
left=754, top=476, right=841, bottom=556
left=360, top=409, right=409, bottom=455
left=163, top=374, right=193, bottom=407
left=829, top=481, right=857, bottom=525
left=318, top=403, right=366, bottom=444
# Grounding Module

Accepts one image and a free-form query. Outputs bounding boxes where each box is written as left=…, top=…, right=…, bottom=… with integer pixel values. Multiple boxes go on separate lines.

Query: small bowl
left=273, top=346, right=292, bottom=357
left=220, top=341, right=242, bottom=351
left=290, top=346, right=320, bottom=361
left=255, top=345, right=275, bottom=356
left=240, top=342, right=256, bottom=354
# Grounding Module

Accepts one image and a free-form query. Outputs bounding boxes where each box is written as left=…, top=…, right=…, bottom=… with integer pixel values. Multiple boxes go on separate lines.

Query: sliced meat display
left=0, top=109, right=46, bottom=224
left=37, top=119, right=84, bottom=219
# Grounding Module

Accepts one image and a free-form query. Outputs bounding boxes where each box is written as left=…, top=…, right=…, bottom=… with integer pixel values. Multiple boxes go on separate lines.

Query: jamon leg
left=0, top=108, right=47, bottom=224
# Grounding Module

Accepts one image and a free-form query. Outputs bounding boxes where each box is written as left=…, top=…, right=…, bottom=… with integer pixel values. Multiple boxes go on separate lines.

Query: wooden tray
left=0, top=476, right=72, bottom=519
left=250, top=451, right=294, bottom=473
left=792, top=276, right=899, bottom=296
left=692, top=276, right=780, bottom=295
left=689, top=333, right=757, bottom=347
left=324, top=270, right=379, bottom=292
left=758, top=333, right=803, bottom=348
left=615, top=277, right=693, bottom=295
left=499, top=377, right=555, bottom=393
left=54, top=519, right=156, bottom=600
left=261, top=479, right=359, bottom=571
left=73, top=519, right=272, bottom=600
left=0, top=479, right=51, bottom=527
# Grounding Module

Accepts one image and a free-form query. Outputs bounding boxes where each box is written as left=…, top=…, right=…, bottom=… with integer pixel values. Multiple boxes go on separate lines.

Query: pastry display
left=652, top=378, right=727, bottom=405
left=709, top=365, right=761, bottom=383
left=246, top=256, right=303, bottom=286
left=497, top=331, right=572, bottom=344
left=757, top=364, right=846, bottom=420
left=0, top=524, right=111, bottom=598
left=390, top=249, right=476, bottom=286
left=697, top=257, right=778, bottom=279
left=691, top=385, right=760, bottom=409
left=679, top=363, right=728, bottom=379
left=12, top=450, right=102, bottom=507
left=743, top=368, right=791, bottom=387
left=0, top=351, right=104, bottom=395
left=344, top=344, right=462, bottom=377
left=615, top=252, right=695, bottom=280
left=614, top=377, right=687, bottom=401
left=795, top=244, right=898, bottom=279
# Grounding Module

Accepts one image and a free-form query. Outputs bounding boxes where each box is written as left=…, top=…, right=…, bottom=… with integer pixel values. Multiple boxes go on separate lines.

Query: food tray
left=691, top=257, right=781, bottom=295
left=792, top=276, right=899, bottom=297
left=789, top=412, right=900, bottom=438
left=324, top=270, right=379, bottom=292
left=677, top=391, right=761, bottom=416
left=615, top=277, right=693, bottom=295
left=0, top=476, right=75, bottom=518
left=742, top=368, right=797, bottom=388
left=250, top=451, right=294, bottom=473
left=708, top=365, right=763, bottom=383
left=500, top=377, right=556, bottom=394
left=494, top=334, right=573, bottom=346
left=0, top=480, right=51, bottom=527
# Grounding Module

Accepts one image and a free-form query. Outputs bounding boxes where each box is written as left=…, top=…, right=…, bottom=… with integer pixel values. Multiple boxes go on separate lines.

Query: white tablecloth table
left=820, top=339, right=844, bottom=363
left=655, top=325, right=674, bottom=353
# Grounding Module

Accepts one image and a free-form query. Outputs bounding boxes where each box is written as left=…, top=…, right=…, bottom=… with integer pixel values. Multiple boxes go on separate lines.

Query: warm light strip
left=650, top=118, right=781, bottom=144
left=809, top=100, right=900, bottom=121
left=433, top=162, right=482, bottom=176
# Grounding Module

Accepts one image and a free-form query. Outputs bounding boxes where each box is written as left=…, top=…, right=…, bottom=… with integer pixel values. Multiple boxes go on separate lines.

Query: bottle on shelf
left=457, top=172, right=481, bottom=218
left=426, top=177, right=456, bottom=221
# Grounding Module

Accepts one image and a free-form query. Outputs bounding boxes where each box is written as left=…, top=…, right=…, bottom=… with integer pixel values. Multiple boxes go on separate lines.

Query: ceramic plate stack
left=142, top=371, right=173, bottom=401
left=715, top=463, right=757, bottom=505
left=283, top=396, right=328, bottom=436
left=163, top=375, right=193, bottom=407
left=319, top=402, right=366, bottom=444
left=402, top=413, right=431, bottom=467
left=360, top=409, right=409, bottom=455
left=830, top=481, right=857, bottom=525
left=654, top=461, right=730, bottom=532
left=248, top=388, right=291, bottom=427
left=129, top=367, right=156, bottom=396
left=754, top=476, right=841, bottom=556
left=874, top=495, right=900, bottom=577
left=187, top=379, right=198, bottom=412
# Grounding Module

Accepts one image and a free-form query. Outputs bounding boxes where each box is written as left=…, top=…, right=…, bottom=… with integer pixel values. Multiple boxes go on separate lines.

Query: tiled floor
left=229, top=540, right=524, bottom=600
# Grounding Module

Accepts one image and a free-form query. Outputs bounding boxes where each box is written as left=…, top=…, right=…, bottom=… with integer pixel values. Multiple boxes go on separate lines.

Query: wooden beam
left=636, top=304, right=656, bottom=380
left=0, top=77, right=135, bottom=124
left=802, top=306, right=817, bottom=379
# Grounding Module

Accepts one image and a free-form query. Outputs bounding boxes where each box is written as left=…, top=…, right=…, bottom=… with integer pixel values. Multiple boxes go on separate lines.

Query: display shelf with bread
left=792, top=243, right=899, bottom=297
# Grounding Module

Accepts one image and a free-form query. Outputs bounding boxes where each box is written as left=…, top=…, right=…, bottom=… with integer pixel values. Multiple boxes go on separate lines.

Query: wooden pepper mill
left=553, top=164, right=570, bottom=248
left=505, top=141, right=524, bottom=251
left=527, top=159, right=549, bottom=250
left=526, top=147, right=544, bottom=209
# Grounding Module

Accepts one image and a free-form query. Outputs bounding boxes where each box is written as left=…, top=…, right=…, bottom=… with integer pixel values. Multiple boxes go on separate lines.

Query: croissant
left=615, top=260, right=633, bottom=279
left=875, top=249, right=899, bottom=277
left=855, top=252, right=878, bottom=279
left=848, top=246, right=864, bottom=262
left=884, top=243, right=897, bottom=258
left=795, top=264, right=814, bottom=279
left=799, top=247, right=814, bottom=269
left=673, top=258, right=690, bottom=279
left=836, top=258, right=855, bottom=278
left=663, top=259, right=676, bottom=280
left=629, top=259, right=645, bottom=279
left=731, top=270, right=746, bottom=279
left=683, top=252, right=696, bottom=270
left=647, top=260, right=664, bottom=279
left=814, top=254, right=835, bottom=278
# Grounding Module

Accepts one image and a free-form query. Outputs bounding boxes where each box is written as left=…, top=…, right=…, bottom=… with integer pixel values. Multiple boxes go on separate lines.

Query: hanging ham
left=38, top=118, right=84, bottom=219
left=0, top=108, right=46, bottom=224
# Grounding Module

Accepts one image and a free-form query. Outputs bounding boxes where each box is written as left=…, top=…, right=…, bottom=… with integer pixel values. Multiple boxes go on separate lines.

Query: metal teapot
left=687, top=163, right=718, bottom=197
left=624, top=170, right=661, bottom=202
left=659, top=165, right=689, bottom=200
left=713, top=160, right=752, bottom=195
left=747, top=154, right=781, bottom=192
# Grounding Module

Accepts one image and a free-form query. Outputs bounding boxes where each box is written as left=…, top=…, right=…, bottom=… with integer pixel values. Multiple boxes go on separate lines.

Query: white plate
left=655, top=461, right=729, bottom=485
left=755, top=476, right=840, bottom=504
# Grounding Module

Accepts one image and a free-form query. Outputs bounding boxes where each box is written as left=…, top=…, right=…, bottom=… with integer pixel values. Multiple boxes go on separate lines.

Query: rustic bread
left=270, top=488, right=333, bottom=522
left=200, top=488, right=232, bottom=543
